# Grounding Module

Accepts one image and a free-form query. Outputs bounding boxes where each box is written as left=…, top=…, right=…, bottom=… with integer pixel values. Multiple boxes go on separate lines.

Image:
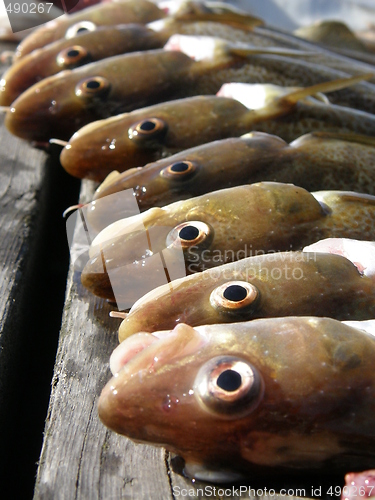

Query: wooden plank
left=0, top=41, right=81, bottom=497
left=34, top=181, right=175, bottom=500
left=34, top=181, right=346, bottom=500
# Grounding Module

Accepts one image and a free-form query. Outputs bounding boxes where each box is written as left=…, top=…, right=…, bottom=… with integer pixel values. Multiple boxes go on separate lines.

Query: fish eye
left=128, top=118, right=168, bottom=142
left=75, top=77, right=111, bottom=98
left=194, top=356, right=263, bottom=418
left=65, top=21, right=97, bottom=39
left=210, top=281, right=259, bottom=314
left=166, top=221, right=213, bottom=249
left=160, top=161, right=197, bottom=180
left=56, top=46, right=91, bottom=69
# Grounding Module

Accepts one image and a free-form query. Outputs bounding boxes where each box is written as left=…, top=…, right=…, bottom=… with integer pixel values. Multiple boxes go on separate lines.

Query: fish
left=13, top=0, right=168, bottom=60
left=80, top=182, right=375, bottom=304
left=0, top=25, right=166, bottom=107
left=246, top=23, right=375, bottom=76
left=294, top=20, right=375, bottom=65
left=88, top=132, right=375, bottom=222
left=303, top=238, right=375, bottom=282
left=115, top=249, right=375, bottom=342
left=5, top=35, right=375, bottom=142
left=98, top=316, right=375, bottom=481
left=59, top=76, right=375, bottom=181
left=0, top=3, right=265, bottom=106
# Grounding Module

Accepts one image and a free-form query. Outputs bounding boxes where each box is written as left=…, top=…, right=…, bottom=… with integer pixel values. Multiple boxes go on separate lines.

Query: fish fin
left=313, top=190, right=375, bottom=206
left=174, top=1, right=264, bottom=29
left=184, top=461, right=245, bottom=482
left=294, top=131, right=375, bottom=147
left=95, top=170, right=121, bottom=195
left=281, top=73, right=374, bottom=105
left=226, top=43, right=313, bottom=58
left=336, top=192, right=375, bottom=205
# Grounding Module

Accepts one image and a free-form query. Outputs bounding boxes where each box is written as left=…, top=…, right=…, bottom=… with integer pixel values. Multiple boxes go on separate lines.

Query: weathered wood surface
left=0, top=41, right=81, bottom=497
left=34, top=182, right=345, bottom=500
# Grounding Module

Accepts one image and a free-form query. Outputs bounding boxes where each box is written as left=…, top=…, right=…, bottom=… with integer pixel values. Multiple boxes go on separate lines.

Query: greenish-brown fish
left=59, top=76, right=375, bottom=180
left=98, top=316, right=375, bottom=481
left=116, top=249, right=375, bottom=342
left=0, top=2, right=265, bottom=106
left=80, top=182, right=375, bottom=303
left=89, top=131, right=375, bottom=225
left=294, top=20, right=375, bottom=65
left=5, top=35, right=375, bottom=142
left=13, top=0, right=167, bottom=60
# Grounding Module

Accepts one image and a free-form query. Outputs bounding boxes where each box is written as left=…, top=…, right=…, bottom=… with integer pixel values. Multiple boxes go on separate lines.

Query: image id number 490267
left=327, top=485, right=375, bottom=497
left=6, top=2, right=54, bottom=13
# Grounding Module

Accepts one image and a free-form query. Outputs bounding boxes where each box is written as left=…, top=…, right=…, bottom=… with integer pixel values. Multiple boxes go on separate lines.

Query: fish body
left=294, top=21, right=375, bottom=65
left=303, top=238, right=375, bottom=282
left=0, top=24, right=166, bottom=106
left=0, top=4, right=266, bottom=106
left=80, top=182, right=375, bottom=303
left=5, top=49, right=197, bottom=141
left=6, top=36, right=375, bottom=142
left=90, top=132, right=375, bottom=219
left=117, top=250, right=375, bottom=341
left=59, top=82, right=375, bottom=181
left=98, top=317, right=375, bottom=480
left=14, top=0, right=166, bottom=59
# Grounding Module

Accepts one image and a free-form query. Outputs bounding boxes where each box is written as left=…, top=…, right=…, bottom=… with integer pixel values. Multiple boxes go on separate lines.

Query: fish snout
left=98, top=324, right=206, bottom=436
left=5, top=72, right=91, bottom=141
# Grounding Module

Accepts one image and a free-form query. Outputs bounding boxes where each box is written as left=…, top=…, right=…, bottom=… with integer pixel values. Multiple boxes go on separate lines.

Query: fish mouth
left=109, top=323, right=206, bottom=376
left=98, top=323, right=208, bottom=439
left=81, top=207, right=187, bottom=308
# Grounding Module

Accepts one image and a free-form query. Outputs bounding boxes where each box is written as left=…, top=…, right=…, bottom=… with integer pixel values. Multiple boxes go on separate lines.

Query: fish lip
left=109, top=324, right=208, bottom=376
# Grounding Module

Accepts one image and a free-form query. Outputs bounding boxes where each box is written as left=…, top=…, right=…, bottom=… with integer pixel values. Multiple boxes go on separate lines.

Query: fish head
left=0, top=43, right=89, bottom=107
left=5, top=68, right=113, bottom=141
left=80, top=205, right=190, bottom=305
left=118, top=260, right=265, bottom=341
left=14, top=0, right=166, bottom=59
left=81, top=182, right=327, bottom=304
left=91, top=132, right=289, bottom=213
left=0, top=24, right=169, bottom=107
left=59, top=94, right=245, bottom=180
left=5, top=49, right=195, bottom=143
left=99, top=317, right=375, bottom=476
left=98, top=322, right=265, bottom=471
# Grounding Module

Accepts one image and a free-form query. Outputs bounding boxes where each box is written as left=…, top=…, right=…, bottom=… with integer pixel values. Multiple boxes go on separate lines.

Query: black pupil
left=171, top=162, right=189, bottom=173
left=77, top=27, right=88, bottom=33
left=140, top=120, right=156, bottom=132
left=86, top=80, right=101, bottom=90
left=223, top=285, right=247, bottom=302
left=67, top=49, right=80, bottom=58
left=217, top=369, right=242, bottom=392
left=179, top=225, right=200, bottom=241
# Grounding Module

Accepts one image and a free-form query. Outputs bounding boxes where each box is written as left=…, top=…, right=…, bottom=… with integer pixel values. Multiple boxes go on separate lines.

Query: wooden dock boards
left=33, top=182, right=345, bottom=500
left=0, top=39, right=81, bottom=497
left=0, top=113, right=81, bottom=497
